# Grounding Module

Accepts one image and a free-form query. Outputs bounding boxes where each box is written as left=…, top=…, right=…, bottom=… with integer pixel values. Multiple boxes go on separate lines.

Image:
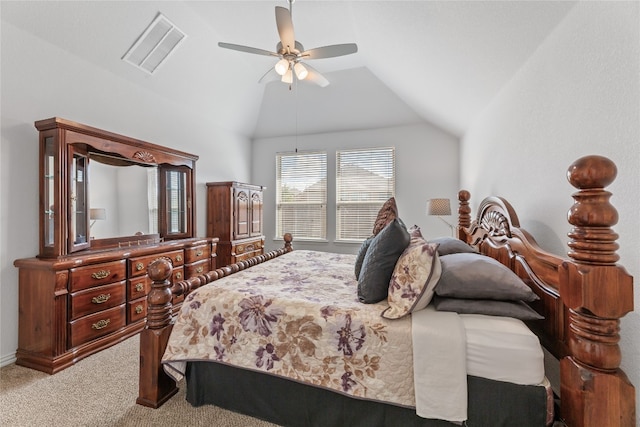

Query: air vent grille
left=123, top=13, right=186, bottom=74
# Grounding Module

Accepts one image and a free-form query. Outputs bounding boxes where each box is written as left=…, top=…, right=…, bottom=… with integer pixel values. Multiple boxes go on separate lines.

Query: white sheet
left=411, top=307, right=546, bottom=423
left=412, top=306, right=468, bottom=422
left=460, top=313, right=545, bottom=385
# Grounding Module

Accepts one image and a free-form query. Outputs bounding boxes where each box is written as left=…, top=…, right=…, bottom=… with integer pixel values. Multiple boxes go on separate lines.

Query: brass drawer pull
left=196, top=250, right=204, bottom=257
left=91, top=270, right=110, bottom=280
left=135, top=305, right=144, bottom=314
left=136, top=262, right=144, bottom=271
left=196, top=266, right=204, bottom=274
left=92, top=319, right=110, bottom=330
left=135, top=283, right=144, bottom=292
left=91, top=294, right=111, bottom=304
left=175, top=272, right=182, bottom=280
left=175, top=255, right=183, bottom=262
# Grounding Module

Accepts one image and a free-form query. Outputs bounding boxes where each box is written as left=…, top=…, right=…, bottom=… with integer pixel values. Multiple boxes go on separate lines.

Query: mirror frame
left=36, top=117, right=198, bottom=258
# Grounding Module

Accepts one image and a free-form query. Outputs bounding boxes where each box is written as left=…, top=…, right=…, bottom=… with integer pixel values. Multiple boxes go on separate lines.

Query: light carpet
left=0, top=335, right=279, bottom=427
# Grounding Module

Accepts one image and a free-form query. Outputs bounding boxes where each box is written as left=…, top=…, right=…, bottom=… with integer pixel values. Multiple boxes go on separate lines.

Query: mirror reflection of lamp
left=90, top=208, right=106, bottom=229
left=426, top=198, right=454, bottom=236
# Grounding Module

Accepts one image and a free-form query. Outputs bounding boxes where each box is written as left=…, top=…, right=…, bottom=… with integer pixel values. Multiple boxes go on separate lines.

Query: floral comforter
left=162, top=250, right=418, bottom=407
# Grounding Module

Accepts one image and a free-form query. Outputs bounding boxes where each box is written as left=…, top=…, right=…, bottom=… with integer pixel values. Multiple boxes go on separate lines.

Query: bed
left=136, top=155, right=635, bottom=427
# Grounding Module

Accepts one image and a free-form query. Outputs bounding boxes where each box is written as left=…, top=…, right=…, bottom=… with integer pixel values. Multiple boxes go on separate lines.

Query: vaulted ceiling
left=1, top=1, right=578, bottom=138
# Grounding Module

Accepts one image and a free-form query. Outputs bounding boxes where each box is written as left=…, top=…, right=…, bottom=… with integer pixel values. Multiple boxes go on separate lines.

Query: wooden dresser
left=14, top=117, right=217, bottom=373
left=14, top=238, right=217, bottom=374
left=206, top=182, right=265, bottom=267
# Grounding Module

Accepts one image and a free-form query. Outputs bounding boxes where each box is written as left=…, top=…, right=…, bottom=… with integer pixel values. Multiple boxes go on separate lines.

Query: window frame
left=335, top=147, right=396, bottom=242
left=275, top=150, right=328, bottom=241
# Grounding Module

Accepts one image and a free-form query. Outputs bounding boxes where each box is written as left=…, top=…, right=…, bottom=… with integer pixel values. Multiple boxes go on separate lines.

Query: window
left=276, top=151, right=327, bottom=240
left=336, top=147, right=395, bottom=241
left=165, top=169, right=186, bottom=234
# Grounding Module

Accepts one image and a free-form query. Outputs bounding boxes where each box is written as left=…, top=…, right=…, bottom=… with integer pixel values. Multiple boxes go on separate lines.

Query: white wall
left=0, top=22, right=253, bottom=365
left=462, top=0, right=640, bottom=416
left=253, top=123, right=460, bottom=254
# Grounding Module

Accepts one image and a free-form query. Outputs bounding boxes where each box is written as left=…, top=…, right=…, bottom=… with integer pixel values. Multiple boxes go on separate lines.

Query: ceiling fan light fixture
left=281, top=69, right=293, bottom=84
left=294, top=62, right=308, bottom=80
left=275, top=58, right=289, bottom=75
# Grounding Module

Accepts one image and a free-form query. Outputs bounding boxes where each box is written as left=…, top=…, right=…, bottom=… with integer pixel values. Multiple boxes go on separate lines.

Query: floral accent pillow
left=372, top=197, right=398, bottom=236
left=382, top=233, right=441, bottom=320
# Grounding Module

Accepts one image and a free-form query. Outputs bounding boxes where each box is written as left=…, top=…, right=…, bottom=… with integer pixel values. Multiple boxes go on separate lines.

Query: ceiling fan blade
left=302, top=64, right=330, bottom=88
left=218, top=42, right=279, bottom=57
left=302, top=43, right=358, bottom=60
left=275, top=6, right=295, bottom=52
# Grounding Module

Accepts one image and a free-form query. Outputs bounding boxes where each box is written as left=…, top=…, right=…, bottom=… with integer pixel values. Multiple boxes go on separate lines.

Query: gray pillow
left=354, top=236, right=373, bottom=280
left=428, top=237, right=478, bottom=256
left=358, top=218, right=410, bottom=304
left=432, top=296, right=543, bottom=321
left=435, top=253, right=539, bottom=302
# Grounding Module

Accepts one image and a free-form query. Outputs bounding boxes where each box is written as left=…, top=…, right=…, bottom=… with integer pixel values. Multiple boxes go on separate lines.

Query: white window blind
left=336, top=147, right=395, bottom=241
left=276, top=151, right=327, bottom=240
left=166, top=170, right=186, bottom=233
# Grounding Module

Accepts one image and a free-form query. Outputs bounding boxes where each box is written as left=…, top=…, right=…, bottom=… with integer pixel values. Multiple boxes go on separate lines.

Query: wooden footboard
left=137, top=234, right=293, bottom=408
left=457, top=155, right=635, bottom=427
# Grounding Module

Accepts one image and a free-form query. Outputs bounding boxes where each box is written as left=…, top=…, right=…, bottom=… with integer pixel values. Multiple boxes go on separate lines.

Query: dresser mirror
left=89, top=154, right=159, bottom=240
left=37, top=118, right=198, bottom=258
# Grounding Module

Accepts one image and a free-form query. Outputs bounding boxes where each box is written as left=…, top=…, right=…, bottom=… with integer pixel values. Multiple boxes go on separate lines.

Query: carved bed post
left=559, top=155, right=635, bottom=426
left=137, top=257, right=178, bottom=408
left=136, top=235, right=295, bottom=408
left=457, top=190, right=471, bottom=241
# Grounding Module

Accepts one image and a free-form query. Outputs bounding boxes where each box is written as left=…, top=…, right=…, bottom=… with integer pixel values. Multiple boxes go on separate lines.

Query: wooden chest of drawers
left=206, top=181, right=264, bottom=267
left=14, top=237, right=217, bottom=374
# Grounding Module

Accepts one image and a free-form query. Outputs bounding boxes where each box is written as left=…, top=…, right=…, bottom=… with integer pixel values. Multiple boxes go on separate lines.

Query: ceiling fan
left=218, top=0, right=357, bottom=87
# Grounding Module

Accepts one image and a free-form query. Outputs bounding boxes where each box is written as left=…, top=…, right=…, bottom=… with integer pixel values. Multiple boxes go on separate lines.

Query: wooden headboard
left=456, top=155, right=635, bottom=426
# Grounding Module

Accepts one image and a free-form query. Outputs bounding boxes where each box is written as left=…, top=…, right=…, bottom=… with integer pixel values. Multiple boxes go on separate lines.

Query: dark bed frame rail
left=138, top=155, right=634, bottom=426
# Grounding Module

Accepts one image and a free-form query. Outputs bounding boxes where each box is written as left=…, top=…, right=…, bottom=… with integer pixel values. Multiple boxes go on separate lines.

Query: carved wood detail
left=560, top=155, right=635, bottom=427
left=132, top=151, right=157, bottom=163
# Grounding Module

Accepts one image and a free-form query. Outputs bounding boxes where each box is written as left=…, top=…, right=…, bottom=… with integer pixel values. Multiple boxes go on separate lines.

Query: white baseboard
left=0, top=352, right=17, bottom=368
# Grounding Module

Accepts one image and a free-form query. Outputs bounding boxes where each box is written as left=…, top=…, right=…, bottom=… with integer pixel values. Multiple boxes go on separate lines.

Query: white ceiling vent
left=122, top=13, right=186, bottom=75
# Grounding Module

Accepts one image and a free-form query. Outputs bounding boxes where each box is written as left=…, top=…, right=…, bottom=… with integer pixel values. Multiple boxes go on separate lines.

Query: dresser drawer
left=171, top=265, right=185, bottom=283
left=185, top=259, right=210, bottom=278
left=233, top=239, right=263, bottom=256
left=128, top=298, right=147, bottom=323
left=184, top=244, right=211, bottom=264
left=69, top=260, right=127, bottom=292
left=69, top=281, right=127, bottom=321
left=234, top=250, right=263, bottom=263
left=129, top=250, right=184, bottom=278
left=69, top=305, right=126, bottom=348
left=128, top=276, right=150, bottom=300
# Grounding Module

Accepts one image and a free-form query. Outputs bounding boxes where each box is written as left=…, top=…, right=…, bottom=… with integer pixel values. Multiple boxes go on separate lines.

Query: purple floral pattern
left=163, top=250, right=416, bottom=407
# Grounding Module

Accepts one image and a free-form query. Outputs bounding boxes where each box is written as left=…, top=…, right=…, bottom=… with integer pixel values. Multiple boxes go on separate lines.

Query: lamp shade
left=427, top=198, right=451, bottom=216
left=294, top=62, right=308, bottom=80
left=281, top=69, right=293, bottom=84
left=90, top=208, right=107, bottom=221
left=275, top=58, right=289, bottom=76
